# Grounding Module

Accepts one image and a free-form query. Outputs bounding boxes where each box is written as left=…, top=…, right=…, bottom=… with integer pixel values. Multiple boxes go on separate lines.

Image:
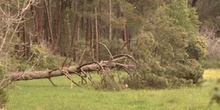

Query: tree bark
left=108, top=0, right=112, bottom=40
left=53, top=0, right=62, bottom=52
left=86, top=18, right=91, bottom=46
left=44, top=0, right=53, bottom=44
left=9, top=54, right=136, bottom=86
left=94, top=7, right=99, bottom=61
left=72, top=0, right=82, bottom=61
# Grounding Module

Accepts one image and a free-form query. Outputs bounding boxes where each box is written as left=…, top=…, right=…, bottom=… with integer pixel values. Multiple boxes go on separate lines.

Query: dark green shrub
left=200, top=58, right=220, bottom=69
left=124, top=73, right=169, bottom=89
left=99, top=39, right=126, bottom=60
left=25, top=43, right=65, bottom=70
left=93, top=72, right=122, bottom=91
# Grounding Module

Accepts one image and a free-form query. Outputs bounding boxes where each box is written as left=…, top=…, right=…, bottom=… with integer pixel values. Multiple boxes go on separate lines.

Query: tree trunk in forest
left=31, top=2, right=44, bottom=43
left=108, top=0, right=112, bottom=40
left=123, top=25, right=129, bottom=49
left=19, top=17, right=30, bottom=57
left=94, top=7, right=99, bottom=61
left=44, top=0, right=53, bottom=44
left=86, top=18, right=92, bottom=46
left=72, top=0, right=82, bottom=61
left=31, top=4, right=39, bottom=43
left=53, top=0, right=62, bottom=52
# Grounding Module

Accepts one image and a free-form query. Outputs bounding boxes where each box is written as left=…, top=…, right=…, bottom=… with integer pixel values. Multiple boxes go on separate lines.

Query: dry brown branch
left=100, top=43, right=113, bottom=59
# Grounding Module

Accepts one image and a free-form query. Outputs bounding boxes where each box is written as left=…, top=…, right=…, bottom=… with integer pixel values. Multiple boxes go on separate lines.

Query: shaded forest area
left=1, top=0, right=220, bottom=108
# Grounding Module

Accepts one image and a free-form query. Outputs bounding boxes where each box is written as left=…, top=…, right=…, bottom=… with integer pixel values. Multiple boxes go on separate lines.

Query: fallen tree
left=0, top=54, right=136, bottom=89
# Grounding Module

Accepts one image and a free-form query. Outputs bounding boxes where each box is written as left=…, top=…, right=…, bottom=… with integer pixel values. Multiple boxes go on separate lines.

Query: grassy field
left=4, top=69, right=220, bottom=110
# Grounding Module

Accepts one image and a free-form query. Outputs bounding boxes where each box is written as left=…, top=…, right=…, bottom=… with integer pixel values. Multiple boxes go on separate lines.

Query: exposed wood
left=9, top=54, right=136, bottom=86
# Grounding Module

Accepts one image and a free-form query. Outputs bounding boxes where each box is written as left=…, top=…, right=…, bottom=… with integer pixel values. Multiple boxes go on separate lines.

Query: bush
left=22, top=43, right=66, bottom=70
left=0, top=63, right=7, bottom=109
left=93, top=72, right=124, bottom=91
left=0, top=89, right=7, bottom=109
left=124, top=73, right=169, bottom=89
left=200, top=58, right=220, bottom=69
left=99, top=39, right=126, bottom=60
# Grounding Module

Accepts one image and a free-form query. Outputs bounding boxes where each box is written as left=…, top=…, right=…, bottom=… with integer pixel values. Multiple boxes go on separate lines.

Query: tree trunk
left=94, top=7, right=99, bottom=61
left=19, top=17, right=30, bottom=57
left=108, top=0, right=112, bottom=40
left=9, top=54, right=136, bottom=86
left=123, top=25, right=129, bottom=49
left=44, top=0, right=53, bottom=44
left=72, top=0, right=82, bottom=61
left=53, top=0, right=62, bottom=52
left=86, top=18, right=91, bottom=46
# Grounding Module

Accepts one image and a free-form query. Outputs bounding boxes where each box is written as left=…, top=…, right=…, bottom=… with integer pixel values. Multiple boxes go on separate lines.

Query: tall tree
left=44, top=0, right=53, bottom=44
left=94, top=7, right=99, bottom=60
left=53, top=0, right=62, bottom=52
left=108, top=0, right=112, bottom=40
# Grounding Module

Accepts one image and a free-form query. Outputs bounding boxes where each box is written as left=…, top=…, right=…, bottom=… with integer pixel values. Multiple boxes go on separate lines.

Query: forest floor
left=5, top=69, right=220, bottom=110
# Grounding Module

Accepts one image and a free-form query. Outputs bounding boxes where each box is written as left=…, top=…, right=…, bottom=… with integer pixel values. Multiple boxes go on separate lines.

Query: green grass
left=5, top=69, right=220, bottom=110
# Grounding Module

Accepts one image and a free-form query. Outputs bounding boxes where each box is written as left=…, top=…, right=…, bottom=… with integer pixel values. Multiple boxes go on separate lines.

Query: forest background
left=1, top=0, right=220, bottom=108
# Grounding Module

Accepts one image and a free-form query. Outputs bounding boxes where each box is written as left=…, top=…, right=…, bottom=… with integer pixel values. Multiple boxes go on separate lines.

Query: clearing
left=5, top=69, right=220, bottom=110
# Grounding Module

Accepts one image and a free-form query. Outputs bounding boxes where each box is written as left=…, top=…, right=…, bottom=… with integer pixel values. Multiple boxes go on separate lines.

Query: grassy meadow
left=5, top=69, right=220, bottom=110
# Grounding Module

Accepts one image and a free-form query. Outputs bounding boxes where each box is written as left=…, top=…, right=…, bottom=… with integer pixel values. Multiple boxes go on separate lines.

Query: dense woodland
left=1, top=0, right=220, bottom=108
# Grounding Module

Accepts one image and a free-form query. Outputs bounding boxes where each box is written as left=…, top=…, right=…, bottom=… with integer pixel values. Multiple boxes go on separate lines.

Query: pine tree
left=124, top=0, right=205, bottom=89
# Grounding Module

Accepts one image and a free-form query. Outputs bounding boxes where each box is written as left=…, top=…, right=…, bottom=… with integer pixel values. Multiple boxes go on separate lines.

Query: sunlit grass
left=5, top=70, right=220, bottom=110
left=204, top=69, right=220, bottom=80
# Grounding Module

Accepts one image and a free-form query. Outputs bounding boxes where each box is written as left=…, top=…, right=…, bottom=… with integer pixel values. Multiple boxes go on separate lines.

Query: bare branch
left=100, top=43, right=113, bottom=59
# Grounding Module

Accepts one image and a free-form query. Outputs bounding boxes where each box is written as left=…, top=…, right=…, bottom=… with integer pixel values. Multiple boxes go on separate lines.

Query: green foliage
left=99, top=39, right=126, bottom=60
left=200, top=59, right=220, bottom=69
left=123, top=0, right=205, bottom=89
left=167, top=0, right=200, bottom=35
left=187, top=36, right=207, bottom=60
left=93, top=72, right=122, bottom=91
left=27, top=44, right=63, bottom=70
left=0, top=61, right=7, bottom=109
left=125, top=73, right=169, bottom=89
left=0, top=89, right=7, bottom=109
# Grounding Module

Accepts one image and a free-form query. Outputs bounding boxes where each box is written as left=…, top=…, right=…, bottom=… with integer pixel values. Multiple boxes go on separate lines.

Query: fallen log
left=2, top=54, right=136, bottom=88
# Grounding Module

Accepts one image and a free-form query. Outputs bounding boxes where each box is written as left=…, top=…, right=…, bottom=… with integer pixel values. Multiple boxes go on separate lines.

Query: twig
left=62, top=70, right=79, bottom=87
left=112, top=54, right=136, bottom=62
left=48, top=78, right=57, bottom=86
left=68, top=58, right=73, bottom=67
left=61, top=57, right=68, bottom=69
left=0, top=76, right=12, bottom=90
left=78, top=49, right=87, bottom=66
left=100, top=43, right=113, bottom=59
